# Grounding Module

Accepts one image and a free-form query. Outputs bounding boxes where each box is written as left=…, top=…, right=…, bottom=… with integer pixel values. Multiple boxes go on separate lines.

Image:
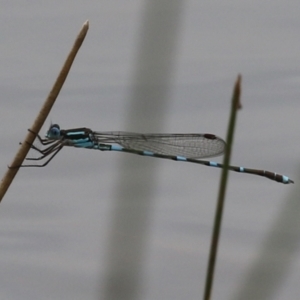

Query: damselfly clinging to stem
left=17, top=124, right=294, bottom=184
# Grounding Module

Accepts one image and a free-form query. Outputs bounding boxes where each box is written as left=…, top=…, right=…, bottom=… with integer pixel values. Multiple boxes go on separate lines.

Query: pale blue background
left=0, top=1, right=299, bottom=299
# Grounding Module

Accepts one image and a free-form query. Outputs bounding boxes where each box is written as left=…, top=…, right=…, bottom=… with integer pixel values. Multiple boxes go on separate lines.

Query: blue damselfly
left=19, top=124, right=294, bottom=184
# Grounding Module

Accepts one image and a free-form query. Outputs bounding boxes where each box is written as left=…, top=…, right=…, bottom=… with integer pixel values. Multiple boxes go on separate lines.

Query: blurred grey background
left=0, top=1, right=299, bottom=299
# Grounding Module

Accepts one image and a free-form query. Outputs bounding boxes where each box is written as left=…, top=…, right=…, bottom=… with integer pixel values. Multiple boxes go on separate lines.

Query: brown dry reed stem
left=0, top=20, right=89, bottom=203
left=203, top=75, right=242, bottom=300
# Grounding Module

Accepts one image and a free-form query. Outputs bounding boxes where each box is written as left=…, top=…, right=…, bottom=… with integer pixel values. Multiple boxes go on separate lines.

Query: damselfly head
left=46, top=124, right=61, bottom=139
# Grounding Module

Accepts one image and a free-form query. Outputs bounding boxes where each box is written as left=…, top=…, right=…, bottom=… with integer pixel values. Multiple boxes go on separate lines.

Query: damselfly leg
left=22, top=145, right=64, bottom=167
left=27, top=129, right=54, bottom=146
left=11, top=129, right=65, bottom=168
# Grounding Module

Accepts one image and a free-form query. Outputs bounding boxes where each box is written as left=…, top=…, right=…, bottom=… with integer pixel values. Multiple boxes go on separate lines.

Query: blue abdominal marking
left=175, top=156, right=187, bottom=161
left=143, top=151, right=154, bottom=156
left=110, top=145, right=123, bottom=151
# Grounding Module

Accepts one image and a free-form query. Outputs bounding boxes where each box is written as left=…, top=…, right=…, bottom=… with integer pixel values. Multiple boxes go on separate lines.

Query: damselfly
left=19, top=124, right=293, bottom=184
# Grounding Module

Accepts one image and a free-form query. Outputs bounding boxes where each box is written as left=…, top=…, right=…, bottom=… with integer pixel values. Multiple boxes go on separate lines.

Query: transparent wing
left=93, top=131, right=226, bottom=159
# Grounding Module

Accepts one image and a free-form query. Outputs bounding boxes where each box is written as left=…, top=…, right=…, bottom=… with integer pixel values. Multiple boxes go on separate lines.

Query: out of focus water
left=0, top=1, right=299, bottom=299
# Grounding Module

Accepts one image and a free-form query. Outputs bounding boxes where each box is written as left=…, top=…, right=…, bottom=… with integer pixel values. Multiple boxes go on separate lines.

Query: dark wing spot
left=203, top=134, right=217, bottom=140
